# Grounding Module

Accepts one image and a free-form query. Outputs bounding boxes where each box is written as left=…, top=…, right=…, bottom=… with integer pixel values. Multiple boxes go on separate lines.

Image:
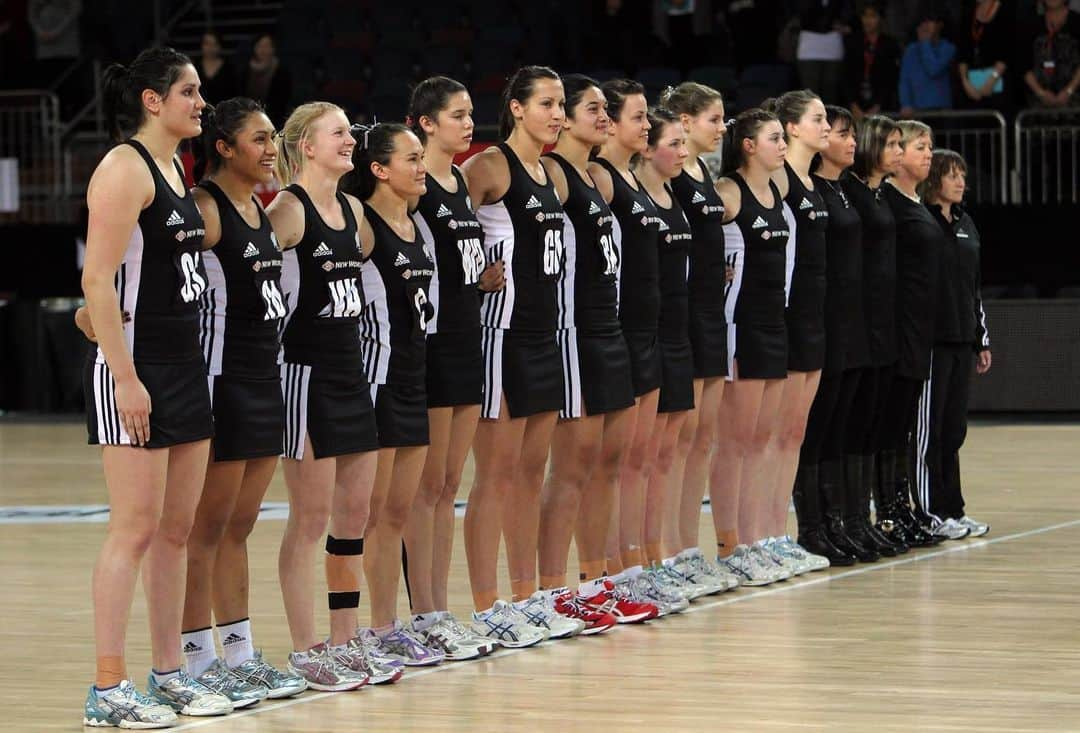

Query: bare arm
left=81, top=145, right=155, bottom=444
left=588, top=161, right=615, bottom=205
left=715, top=177, right=743, bottom=223
left=540, top=156, right=570, bottom=205
left=461, top=147, right=510, bottom=207
left=191, top=186, right=222, bottom=249
left=265, top=189, right=306, bottom=251
left=343, top=193, right=373, bottom=258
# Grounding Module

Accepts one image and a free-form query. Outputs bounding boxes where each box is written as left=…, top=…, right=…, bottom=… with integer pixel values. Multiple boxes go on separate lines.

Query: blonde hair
left=658, top=82, right=723, bottom=117
left=274, top=101, right=344, bottom=185
left=896, top=119, right=932, bottom=148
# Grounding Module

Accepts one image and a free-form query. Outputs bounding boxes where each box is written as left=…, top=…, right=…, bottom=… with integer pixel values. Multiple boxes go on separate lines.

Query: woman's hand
left=976, top=349, right=992, bottom=375
left=478, top=259, right=506, bottom=292
left=114, top=375, right=152, bottom=446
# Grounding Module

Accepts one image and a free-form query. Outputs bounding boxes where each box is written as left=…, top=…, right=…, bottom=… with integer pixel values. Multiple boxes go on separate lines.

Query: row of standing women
left=77, top=45, right=990, bottom=729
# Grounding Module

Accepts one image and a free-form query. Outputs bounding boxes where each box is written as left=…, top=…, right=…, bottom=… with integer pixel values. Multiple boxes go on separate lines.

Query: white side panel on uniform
left=477, top=202, right=516, bottom=330
left=199, top=249, right=228, bottom=376
left=722, top=221, right=745, bottom=326
left=412, top=210, right=442, bottom=335
left=359, top=259, right=391, bottom=386
left=782, top=202, right=797, bottom=306
left=557, top=216, right=578, bottom=331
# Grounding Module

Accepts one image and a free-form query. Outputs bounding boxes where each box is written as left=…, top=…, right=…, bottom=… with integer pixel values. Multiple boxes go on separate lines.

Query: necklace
left=885, top=178, right=920, bottom=203
left=819, top=175, right=850, bottom=207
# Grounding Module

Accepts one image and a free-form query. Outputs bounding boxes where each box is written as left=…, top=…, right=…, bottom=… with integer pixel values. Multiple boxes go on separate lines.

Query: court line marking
left=169, top=516, right=1080, bottom=731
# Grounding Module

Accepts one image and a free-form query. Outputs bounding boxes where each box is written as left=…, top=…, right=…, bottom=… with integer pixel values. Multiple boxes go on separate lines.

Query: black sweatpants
left=801, top=369, right=861, bottom=466
left=846, top=365, right=893, bottom=457
left=914, top=344, right=974, bottom=522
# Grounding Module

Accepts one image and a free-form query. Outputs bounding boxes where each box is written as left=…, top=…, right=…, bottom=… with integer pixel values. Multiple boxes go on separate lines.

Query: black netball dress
left=86, top=139, right=213, bottom=448
left=198, top=179, right=285, bottom=461
left=651, top=187, right=695, bottom=413
left=278, top=185, right=378, bottom=459
left=721, top=173, right=790, bottom=380
left=411, top=166, right=485, bottom=408
left=360, top=203, right=435, bottom=447
left=843, top=175, right=896, bottom=368
left=813, top=172, right=865, bottom=377
left=783, top=162, right=828, bottom=372
left=672, top=158, right=728, bottom=379
left=475, top=142, right=566, bottom=419
left=594, top=157, right=662, bottom=396
left=545, top=152, right=634, bottom=419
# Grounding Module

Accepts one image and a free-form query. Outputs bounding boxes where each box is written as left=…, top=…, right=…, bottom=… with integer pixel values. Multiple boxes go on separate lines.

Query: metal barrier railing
left=914, top=109, right=1009, bottom=205
left=1013, top=108, right=1080, bottom=205
left=0, top=90, right=64, bottom=223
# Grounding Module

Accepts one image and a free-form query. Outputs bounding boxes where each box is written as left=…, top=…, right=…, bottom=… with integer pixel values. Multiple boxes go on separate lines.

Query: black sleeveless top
left=651, top=187, right=693, bottom=343
left=784, top=162, right=828, bottom=322
left=98, top=139, right=208, bottom=365
left=544, top=152, right=619, bottom=332
left=723, top=173, right=789, bottom=329
left=360, top=204, right=435, bottom=386
left=671, top=157, right=727, bottom=322
left=814, top=172, right=866, bottom=375
left=411, top=167, right=484, bottom=336
left=843, top=175, right=897, bottom=367
left=476, top=142, right=565, bottom=332
left=595, top=157, right=661, bottom=334
left=279, top=185, right=365, bottom=370
left=197, top=180, right=284, bottom=379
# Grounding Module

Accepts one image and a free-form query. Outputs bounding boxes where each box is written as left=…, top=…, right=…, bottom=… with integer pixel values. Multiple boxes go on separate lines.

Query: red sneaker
left=604, top=578, right=659, bottom=623
left=554, top=589, right=617, bottom=635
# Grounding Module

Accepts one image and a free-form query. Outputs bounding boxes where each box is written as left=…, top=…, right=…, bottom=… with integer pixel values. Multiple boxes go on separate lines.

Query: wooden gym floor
left=2, top=419, right=1079, bottom=731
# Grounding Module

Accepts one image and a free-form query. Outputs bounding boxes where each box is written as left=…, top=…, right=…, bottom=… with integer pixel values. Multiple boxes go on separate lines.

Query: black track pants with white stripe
left=914, top=344, right=975, bottom=523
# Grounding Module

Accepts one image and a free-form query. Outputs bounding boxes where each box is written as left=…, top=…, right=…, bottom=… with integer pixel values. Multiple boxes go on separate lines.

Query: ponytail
left=102, top=47, right=193, bottom=142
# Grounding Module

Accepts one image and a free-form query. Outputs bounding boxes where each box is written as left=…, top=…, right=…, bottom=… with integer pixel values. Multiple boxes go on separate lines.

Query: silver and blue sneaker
left=470, top=599, right=547, bottom=648
left=751, top=541, right=793, bottom=580
left=721, top=544, right=778, bottom=587
left=671, top=553, right=728, bottom=595
left=84, top=680, right=177, bottom=729
left=371, top=620, right=445, bottom=666
left=194, top=658, right=267, bottom=709
left=772, top=535, right=829, bottom=572
left=146, top=670, right=233, bottom=716
left=957, top=515, right=990, bottom=537
left=514, top=591, right=584, bottom=639
left=641, top=567, right=691, bottom=612
left=931, top=517, right=972, bottom=540
left=229, top=650, right=307, bottom=699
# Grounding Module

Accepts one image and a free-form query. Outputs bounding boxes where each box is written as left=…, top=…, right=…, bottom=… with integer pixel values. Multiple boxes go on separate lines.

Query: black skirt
left=482, top=327, right=565, bottom=420
left=729, top=321, right=788, bottom=380
left=85, top=354, right=213, bottom=449
left=426, top=329, right=483, bottom=408
left=209, top=374, right=284, bottom=461
left=657, top=339, right=695, bottom=413
left=688, top=306, right=729, bottom=379
left=558, top=327, right=636, bottom=418
left=373, top=382, right=431, bottom=447
left=281, top=362, right=379, bottom=460
left=622, top=328, right=663, bottom=396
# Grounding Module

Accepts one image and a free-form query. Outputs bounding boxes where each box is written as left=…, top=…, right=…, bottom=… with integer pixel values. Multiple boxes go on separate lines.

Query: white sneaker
left=776, top=535, right=830, bottom=572
left=766, top=536, right=816, bottom=575
left=440, top=612, right=497, bottom=656
left=671, top=553, right=727, bottom=595
left=957, top=515, right=990, bottom=537
left=752, top=541, right=793, bottom=580
left=513, top=591, right=584, bottom=639
left=930, top=517, right=971, bottom=540
left=687, top=551, right=742, bottom=590
left=721, top=544, right=776, bottom=587
left=470, top=600, right=546, bottom=648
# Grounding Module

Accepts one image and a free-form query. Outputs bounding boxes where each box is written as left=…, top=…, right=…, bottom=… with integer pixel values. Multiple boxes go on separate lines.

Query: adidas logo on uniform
left=166, top=210, right=184, bottom=226
left=182, top=642, right=202, bottom=653
left=436, top=203, right=452, bottom=218
left=631, top=201, right=646, bottom=214
left=657, top=219, right=670, bottom=231
left=525, top=195, right=542, bottom=209
left=691, top=191, right=707, bottom=204
left=222, top=633, right=245, bottom=646
left=752, top=216, right=768, bottom=229
left=588, top=200, right=602, bottom=215
left=799, top=197, right=813, bottom=210
left=313, top=242, right=333, bottom=257
left=394, top=251, right=411, bottom=267
left=243, top=242, right=259, bottom=258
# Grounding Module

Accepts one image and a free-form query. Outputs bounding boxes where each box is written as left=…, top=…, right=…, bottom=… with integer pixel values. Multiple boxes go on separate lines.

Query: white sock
left=577, top=577, right=606, bottom=598
left=624, top=564, right=644, bottom=579
left=181, top=628, right=217, bottom=677
left=411, top=613, right=437, bottom=632
left=217, top=618, right=254, bottom=668
left=676, top=547, right=698, bottom=562
left=661, top=556, right=677, bottom=567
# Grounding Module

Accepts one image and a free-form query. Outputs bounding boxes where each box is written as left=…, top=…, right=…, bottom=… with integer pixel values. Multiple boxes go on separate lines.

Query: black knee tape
left=328, top=591, right=361, bottom=610
left=325, top=535, right=364, bottom=555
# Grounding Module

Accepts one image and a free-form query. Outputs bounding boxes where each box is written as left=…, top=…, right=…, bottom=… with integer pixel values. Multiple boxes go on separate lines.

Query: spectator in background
left=899, top=10, right=956, bottom=115
left=957, top=0, right=1013, bottom=110
left=28, top=0, right=80, bottom=87
left=795, top=0, right=854, bottom=104
left=241, top=33, right=292, bottom=126
left=1022, top=0, right=1080, bottom=107
left=197, top=31, right=239, bottom=105
left=845, top=2, right=900, bottom=117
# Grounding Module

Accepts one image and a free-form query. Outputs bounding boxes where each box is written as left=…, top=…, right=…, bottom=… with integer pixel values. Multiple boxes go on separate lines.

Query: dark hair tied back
left=340, top=121, right=412, bottom=201
left=191, top=96, right=265, bottom=181
left=499, top=65, right=560, bottom=139
left=408, top=76, right=468, bottom=145
left=102, top=46, right=194, bottom=142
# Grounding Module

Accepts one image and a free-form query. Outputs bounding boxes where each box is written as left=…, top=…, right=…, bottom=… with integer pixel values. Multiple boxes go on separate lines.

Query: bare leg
left=680, top=377, right=723, bottom=551
left=575, top=407, right=632, bottom=581
left=736, top=379, right=785, bottom=545
left=503, top=411, right=558, bottom=600
left=663, top=383, right=699, bottom=557
left=643, top=413, right=669, bottom=564
left=143, top=439, right=211, bottom=671
left=617, top=389, right=659, bottom=569
left=404, top=407, right=452, bottom=616
left=714, top=376, right=766, bottom=555
left=655, top=410, right=690, bottom=561
left=432, top=405, right=480, bottom=611
left=93, top=446, right=169, bottom=686
left=327, top=450, right=376, bottom=644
